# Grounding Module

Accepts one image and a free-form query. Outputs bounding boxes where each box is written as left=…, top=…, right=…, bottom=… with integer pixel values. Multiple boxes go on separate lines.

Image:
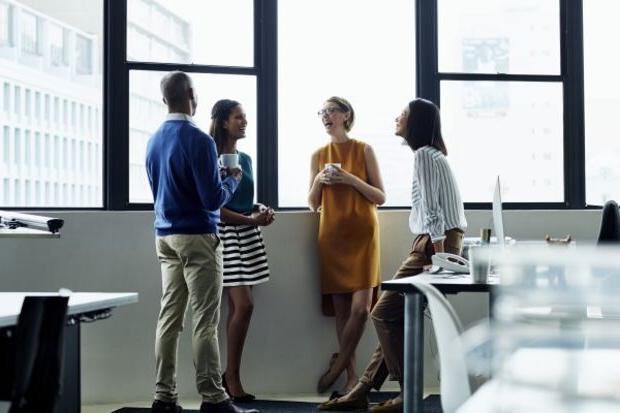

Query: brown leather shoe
left=318, top=395, right=369, bottom=411
left=369, top=398, right=403, bottom=413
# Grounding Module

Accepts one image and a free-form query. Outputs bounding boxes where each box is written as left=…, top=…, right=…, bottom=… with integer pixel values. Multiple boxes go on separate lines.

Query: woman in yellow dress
left=308, top=96, right=386, bottom=395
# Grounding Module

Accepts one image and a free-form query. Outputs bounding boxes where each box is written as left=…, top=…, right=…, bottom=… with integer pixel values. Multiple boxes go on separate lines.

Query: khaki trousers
left=154, top=233, right=228, bottom=404
left=360, top=229, right=464, bottom=386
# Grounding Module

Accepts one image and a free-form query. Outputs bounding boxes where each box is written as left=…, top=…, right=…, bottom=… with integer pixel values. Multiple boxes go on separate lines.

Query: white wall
left=0, top=209, right=602, bottom=404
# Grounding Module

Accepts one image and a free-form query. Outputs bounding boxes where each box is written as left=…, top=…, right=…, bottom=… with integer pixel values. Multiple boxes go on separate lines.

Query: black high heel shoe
left=222, top=373, right=256, bottom=403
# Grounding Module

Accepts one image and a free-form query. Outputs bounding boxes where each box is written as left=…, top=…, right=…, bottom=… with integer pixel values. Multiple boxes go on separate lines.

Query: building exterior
left=0, top=0, right=191, bottom=206
left=0, top=0, right=100, bottom=207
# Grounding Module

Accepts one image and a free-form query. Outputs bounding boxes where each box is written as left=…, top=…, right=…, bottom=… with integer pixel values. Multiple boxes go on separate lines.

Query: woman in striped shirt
left=319, top=99, right=466, bottom=413
left=405, top=98, right=467, bottom=252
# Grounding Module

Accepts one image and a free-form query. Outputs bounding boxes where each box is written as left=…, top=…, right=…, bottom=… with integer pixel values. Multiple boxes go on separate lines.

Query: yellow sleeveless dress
left=317, top=139, right=380, bottom=316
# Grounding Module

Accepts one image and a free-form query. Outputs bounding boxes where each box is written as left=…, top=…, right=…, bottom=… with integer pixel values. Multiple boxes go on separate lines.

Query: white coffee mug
left=324, top=163, right=341, bottom=173
left=219, top=153, right=239, bottom=169
left=469, top=246, right=490, bottom=284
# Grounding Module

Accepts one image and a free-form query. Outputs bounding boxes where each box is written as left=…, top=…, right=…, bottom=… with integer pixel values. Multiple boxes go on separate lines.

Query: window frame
left=105, top=0, right=278, bottom=210
left=4, top=0, right=591, bottom=211
left=417, top=0, right=586, bottom=210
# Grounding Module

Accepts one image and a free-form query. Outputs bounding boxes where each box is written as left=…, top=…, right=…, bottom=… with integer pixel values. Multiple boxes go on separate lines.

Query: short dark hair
left=209, top=99, right=241, bottom=154
left=160, top=71, right=192, bottom=107
left=403, top=98, right=447, bottom=156
left=326, top=96, right=355, bottom=132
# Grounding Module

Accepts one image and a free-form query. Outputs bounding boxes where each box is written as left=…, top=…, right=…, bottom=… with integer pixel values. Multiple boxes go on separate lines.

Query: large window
left=0, top=2, right=12, bottom=47
left=75, top=35, right=93, bottom=75
left=127, top=0, right=253, bottom=66
left=100, top=1, right=603, bottom=211
left=0, top=0, right=103, bottom=208
left=20, top=11, right=38, bottom=55
left=442, top=81, right=563, bottom=202
left=437, top=0, right=564, bottom=204
left=584, top=0, right=620, bottom=205
left=129, top=71, right=256, bottom=203
left=49, top=23, right=68, bottom=68
left=438, top=0, right=560, bottom=75
left=278, top=0, right=416, bottom=207
left=118, top=0, right=258, bottom=206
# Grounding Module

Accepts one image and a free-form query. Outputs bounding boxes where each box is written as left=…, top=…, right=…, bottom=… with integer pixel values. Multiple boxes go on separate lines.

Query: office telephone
left=431, top=253, right=470, bottom=274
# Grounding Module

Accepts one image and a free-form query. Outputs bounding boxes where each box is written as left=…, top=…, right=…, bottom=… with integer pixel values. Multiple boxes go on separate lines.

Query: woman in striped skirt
left=210, top=99, right=274, bottom=402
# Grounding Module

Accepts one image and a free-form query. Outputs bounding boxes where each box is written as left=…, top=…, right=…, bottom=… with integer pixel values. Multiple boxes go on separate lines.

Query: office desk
left=457, top=348, right=620, bottom=413
left=381, top=273, right=498, bottom=413
left=0, top=293, right=138, bottom=413
left=0, top=226, right=60, bottom=238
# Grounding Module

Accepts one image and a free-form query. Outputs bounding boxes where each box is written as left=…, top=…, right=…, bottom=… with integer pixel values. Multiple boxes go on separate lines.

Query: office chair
left=409, top=279, right=472, bottom=413
left=0, top=296, right=69, bottom=413
left=597, top=200, right=620, bottom=244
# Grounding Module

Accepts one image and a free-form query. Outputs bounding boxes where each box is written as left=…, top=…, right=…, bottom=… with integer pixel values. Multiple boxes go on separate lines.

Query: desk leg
left=55, top=322, right=80, bottom=413
left=404, top=292, right=424, bottom=413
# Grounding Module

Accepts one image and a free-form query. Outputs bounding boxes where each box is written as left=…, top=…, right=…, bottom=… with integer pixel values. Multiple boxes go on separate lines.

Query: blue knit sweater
left=146, top=117, right=239, bottom=236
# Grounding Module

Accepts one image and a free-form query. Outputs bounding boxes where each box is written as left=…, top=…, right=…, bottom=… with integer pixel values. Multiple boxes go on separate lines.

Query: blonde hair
left=326, top=96, right=355, bottom=131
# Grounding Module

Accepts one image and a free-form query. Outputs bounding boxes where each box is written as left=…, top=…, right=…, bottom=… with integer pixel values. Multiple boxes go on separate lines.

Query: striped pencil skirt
left=217, top=222, right=270, bottom=287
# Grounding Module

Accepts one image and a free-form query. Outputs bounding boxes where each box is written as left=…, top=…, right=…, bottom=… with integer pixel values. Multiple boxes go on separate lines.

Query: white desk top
left=457, top=380, right=620, bottom=413
left=0, top=292, right=138, bottom=328
left=382, top=272, right=499, bottom=295
left=457, top=348, right=620, bottom=413
left=384, top=271, right=500, bottom=286
left=0, top=227, right=60, bottom=238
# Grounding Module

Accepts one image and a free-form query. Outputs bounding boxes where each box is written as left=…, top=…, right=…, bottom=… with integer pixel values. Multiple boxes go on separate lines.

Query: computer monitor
left=493, top=176, right=505, bottom=247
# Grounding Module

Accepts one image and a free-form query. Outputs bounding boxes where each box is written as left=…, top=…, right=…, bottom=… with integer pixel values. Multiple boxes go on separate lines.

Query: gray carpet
left=112, top=393, right=442, bottom=413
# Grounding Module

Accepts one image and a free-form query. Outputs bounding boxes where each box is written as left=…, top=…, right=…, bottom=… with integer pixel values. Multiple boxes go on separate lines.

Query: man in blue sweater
left=146, top=71, right=258, bottom=413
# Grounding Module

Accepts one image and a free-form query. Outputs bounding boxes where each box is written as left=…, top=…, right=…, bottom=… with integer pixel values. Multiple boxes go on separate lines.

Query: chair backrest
left=598, top=200, right=620, bottom=244
left=9, top=296, right=68, bottom=413
left=409, top=278, right=471, bottom=413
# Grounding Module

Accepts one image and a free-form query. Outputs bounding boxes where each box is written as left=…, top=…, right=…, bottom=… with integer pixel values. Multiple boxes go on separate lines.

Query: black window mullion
left=439, top=73, right=562, bottom=83
left=126, top=62, right=257, bottom=76
left=561, top=0, right=585, bottom=209
left=465, top=202, right=567, bottom=210
left=416, top=0, right=439, bottom=103
left=105, top=0, right=129, bottom=210
left=255, top=0, right=278, bottom=207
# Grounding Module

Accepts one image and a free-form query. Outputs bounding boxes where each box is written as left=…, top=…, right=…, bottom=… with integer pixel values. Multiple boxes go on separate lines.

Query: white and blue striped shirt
left=409, top=146, right=467, bottom=242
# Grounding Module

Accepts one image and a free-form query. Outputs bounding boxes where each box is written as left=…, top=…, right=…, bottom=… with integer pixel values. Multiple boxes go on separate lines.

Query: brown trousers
left=360, top=228, right=464, bottom=387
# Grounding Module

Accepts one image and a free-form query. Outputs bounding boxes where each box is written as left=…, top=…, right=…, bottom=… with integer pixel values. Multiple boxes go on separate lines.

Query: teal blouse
left=224, top=151, right=254, bottom=214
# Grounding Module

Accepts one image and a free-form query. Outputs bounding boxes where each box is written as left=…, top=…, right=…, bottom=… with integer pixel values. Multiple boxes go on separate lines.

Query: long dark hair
left=404, top=98, right=447, bottom=156
left=209, top=99, right=240, bottom=154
